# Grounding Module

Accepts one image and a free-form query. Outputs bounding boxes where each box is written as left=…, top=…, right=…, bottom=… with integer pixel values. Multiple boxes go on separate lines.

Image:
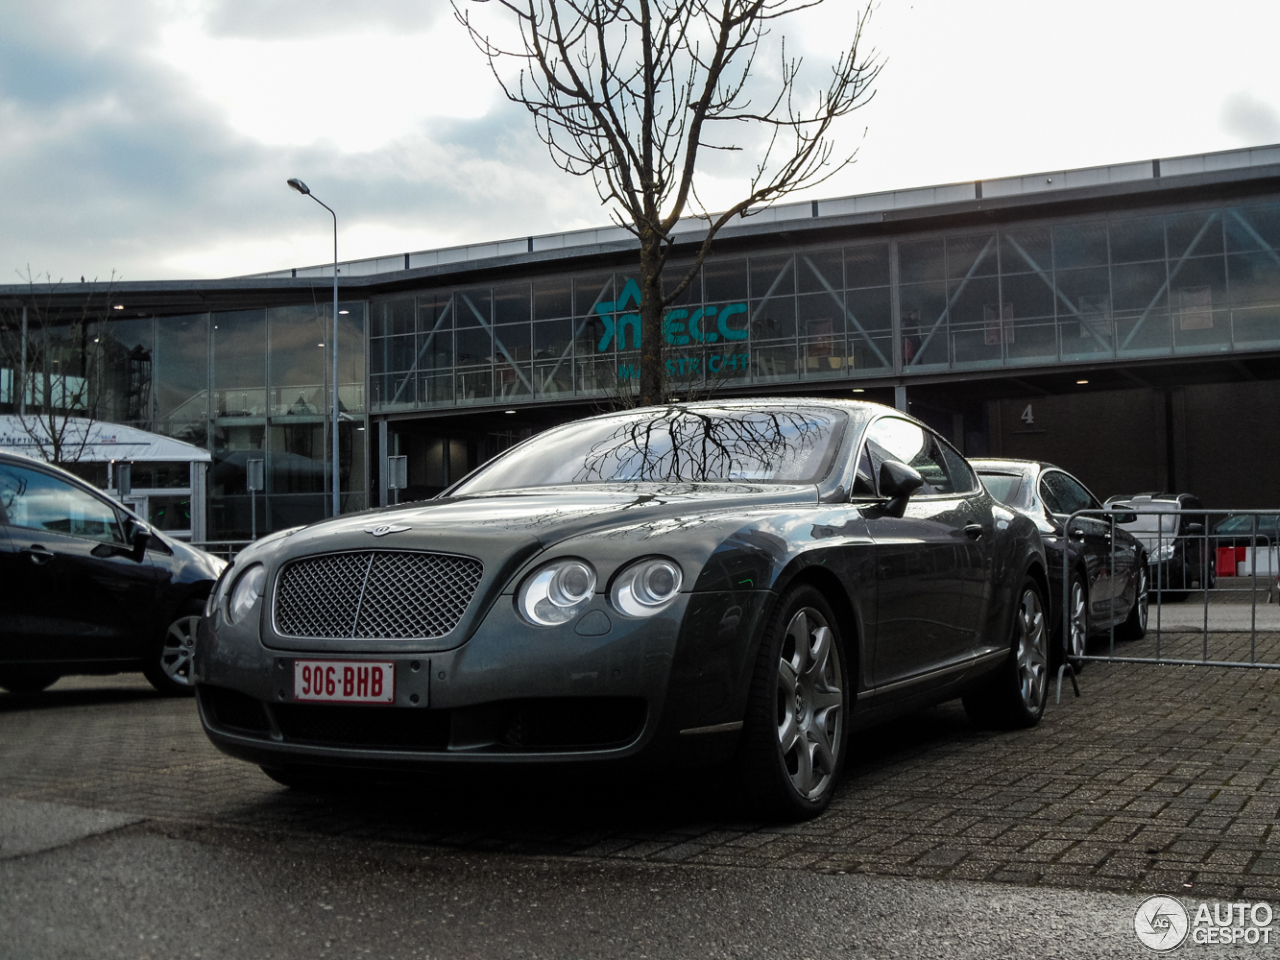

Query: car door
left=0, top=460, right=161, bottom=663
left=0, top=462, right=64, bottom=660
left=856, top=417, right=988, bottom=691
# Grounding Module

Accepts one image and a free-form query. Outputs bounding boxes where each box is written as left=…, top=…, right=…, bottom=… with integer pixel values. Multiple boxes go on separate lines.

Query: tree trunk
left=638, top=234, right=665, bottom=407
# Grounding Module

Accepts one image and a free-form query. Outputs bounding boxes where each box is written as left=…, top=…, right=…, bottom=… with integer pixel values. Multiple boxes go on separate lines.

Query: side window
left=1041, top=471, right=1095, bottom=516
left=861, top=418, right=955, bottom=496
left=938, top=441, right=978, bottom=494
left=0, top=464, right=126, bottom=544
left=1037, top=479, right=1063, bottom=514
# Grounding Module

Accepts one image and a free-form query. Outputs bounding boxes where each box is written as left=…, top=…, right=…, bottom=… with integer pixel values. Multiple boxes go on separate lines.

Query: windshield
left=978, top=472, right=1025, bottom=508
left=453, top=406, right=852, bottom=494
left=1214, top=515, right=1280, bottom=536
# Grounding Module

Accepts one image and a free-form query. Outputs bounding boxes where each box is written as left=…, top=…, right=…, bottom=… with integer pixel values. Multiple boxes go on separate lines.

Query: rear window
left=979, top=472, right=1024, bottom=507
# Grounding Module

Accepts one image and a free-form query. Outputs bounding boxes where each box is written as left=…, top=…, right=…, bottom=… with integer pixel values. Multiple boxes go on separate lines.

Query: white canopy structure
left=0, top=416, right=211, bottom=540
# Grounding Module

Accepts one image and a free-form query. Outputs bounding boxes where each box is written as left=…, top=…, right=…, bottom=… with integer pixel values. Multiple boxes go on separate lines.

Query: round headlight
left=228, top=564, right=267, bottom=625
left=517, top=559, right=597, bottom=626
left=611, top=558, right=683, bottom=618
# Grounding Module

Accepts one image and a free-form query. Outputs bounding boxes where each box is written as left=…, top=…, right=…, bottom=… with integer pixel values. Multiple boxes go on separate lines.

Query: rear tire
left=963, top=577, right=1049, bottom=730
left=1059, top=573, right=1089, bottom=673
left=1117, top=559, right=1149, bottom=641
left=143, top=601, right=203, bottom=697
left=0, top=670, right=61, bottom=694
left=733, top=585, right=849, bottom=822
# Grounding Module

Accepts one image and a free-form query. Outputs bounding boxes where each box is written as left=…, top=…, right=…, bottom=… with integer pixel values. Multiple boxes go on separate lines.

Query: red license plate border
left=291, top=658, right=397, bottom=705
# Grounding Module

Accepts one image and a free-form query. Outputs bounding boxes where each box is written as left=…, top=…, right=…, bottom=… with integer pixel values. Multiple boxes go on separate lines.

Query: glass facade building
left=5, top=144, right=1280, bottom=531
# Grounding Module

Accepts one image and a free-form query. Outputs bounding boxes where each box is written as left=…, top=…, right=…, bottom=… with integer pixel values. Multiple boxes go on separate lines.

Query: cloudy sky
left=3, top=0, right=1278, bottom=283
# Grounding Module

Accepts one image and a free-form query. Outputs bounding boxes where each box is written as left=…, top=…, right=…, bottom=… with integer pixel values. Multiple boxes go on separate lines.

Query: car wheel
left=962, top=577, right=1049, bottom=729
left=1117, top=559, right=1149, bottom=640
left=735, top=584, right=849, bottom=821
left=1062, top=573, right=1088, bottom=673
left=0, top=670, right=61, bottom=694
left=142, top=601, right=202, bottom=697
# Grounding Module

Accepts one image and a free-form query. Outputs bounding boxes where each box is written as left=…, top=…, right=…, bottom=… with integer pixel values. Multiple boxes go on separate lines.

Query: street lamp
left=287, top=178, right=341, bottom=519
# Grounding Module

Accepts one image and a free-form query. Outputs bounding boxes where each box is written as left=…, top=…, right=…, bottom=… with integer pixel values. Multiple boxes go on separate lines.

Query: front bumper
left=194, top=588, right=769, bottom=774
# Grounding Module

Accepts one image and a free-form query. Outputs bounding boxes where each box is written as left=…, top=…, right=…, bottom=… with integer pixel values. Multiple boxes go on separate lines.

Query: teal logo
left=595, top=278, right=749, bottom=352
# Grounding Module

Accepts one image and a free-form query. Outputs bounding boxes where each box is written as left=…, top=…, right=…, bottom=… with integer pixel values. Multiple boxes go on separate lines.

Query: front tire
left=734, top=585, right=849, bottom=821
left=963, top=577, right=1049, bottom=729
left=143, top=601, right=202, bottom=697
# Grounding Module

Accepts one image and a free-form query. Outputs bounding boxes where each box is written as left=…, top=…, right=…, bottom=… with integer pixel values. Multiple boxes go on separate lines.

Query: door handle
left=964, top=524, right=984, bottom=540
left=21, top=545, right=53, bottom=566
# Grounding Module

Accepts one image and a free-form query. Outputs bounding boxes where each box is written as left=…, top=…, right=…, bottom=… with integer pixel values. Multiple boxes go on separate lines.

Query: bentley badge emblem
left=364, top=523, right=411, bottom=537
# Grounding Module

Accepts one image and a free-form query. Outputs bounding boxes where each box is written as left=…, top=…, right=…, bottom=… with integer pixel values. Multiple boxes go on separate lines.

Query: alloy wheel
left=159, top=615, right=201, bottom=687
left=775, top=607, right=844, bottom=801
left=1015, top=588, right=1048, bottom=711
left=1068, top=580, right=1087, bottom=661
left=1135, top=565, right=1149, bottom=630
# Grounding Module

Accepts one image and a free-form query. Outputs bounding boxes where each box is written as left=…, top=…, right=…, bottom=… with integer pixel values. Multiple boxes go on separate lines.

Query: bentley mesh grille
left=274, top=550, right=483, bottom=639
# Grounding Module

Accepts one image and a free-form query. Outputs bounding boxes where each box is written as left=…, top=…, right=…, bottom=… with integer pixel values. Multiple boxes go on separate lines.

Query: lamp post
left=287, top=178, right=341, bottom=519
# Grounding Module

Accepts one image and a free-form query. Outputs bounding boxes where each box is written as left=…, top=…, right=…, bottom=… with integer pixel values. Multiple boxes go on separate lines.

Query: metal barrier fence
left=1057, top=508, right=1280, bottom=699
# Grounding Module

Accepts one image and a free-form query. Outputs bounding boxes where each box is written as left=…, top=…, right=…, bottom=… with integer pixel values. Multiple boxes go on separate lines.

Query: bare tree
left=0, top=270, right=120, bottom=465
left=456, top=0, right=880, bottom=406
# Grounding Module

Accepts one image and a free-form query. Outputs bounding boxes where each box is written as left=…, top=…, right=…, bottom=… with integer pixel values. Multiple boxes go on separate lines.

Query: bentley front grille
left=274, top=550, right=484, bottom=640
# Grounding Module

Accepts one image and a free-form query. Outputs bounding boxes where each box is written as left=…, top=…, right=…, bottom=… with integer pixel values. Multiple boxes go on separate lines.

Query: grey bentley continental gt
left=195, top=400, right=1048, bottom=820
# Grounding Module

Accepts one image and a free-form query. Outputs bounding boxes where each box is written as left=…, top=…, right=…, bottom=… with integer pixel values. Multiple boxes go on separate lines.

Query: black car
left=972, top=459, right=1149, bottom=667
left=1104, top=493, right=1213, bottom=600
left=0, top=450, right=226, bottom=695
left=196, top=400, right=1048, bottom=820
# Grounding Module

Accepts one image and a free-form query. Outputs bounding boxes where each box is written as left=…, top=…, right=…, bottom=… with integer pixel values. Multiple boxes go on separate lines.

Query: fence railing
left=1057, top=508, right=1280, bottom=698
left=190, top=540, right=253, bottom=562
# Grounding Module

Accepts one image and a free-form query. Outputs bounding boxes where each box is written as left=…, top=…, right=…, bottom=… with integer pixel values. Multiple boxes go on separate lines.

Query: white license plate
left=293, top=660, right=395, bottom=704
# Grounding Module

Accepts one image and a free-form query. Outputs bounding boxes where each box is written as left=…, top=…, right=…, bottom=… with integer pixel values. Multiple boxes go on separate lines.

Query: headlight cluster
left=227, top=564, right=267, bottom=624
left=1152, top=542, right=1177, bottom=563
left=516, top=557, right=683, bottom=626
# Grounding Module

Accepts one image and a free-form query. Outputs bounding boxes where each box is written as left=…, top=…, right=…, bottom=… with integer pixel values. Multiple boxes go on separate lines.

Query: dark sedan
left=0, top=450, right=226, bottom=695
left=1105, top=493, right=1214, bottom=600
left=196, top=400, right=1048, bottom=820
left=972, top=459, right=1149, bottom=668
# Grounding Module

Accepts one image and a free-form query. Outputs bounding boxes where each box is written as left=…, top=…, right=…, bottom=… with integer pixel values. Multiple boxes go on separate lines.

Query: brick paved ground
left=4, top=628, right=1280, bottom=903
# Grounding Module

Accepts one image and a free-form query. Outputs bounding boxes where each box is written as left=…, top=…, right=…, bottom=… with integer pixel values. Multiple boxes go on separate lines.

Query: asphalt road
left=0, top=796, right=1237, bottom=960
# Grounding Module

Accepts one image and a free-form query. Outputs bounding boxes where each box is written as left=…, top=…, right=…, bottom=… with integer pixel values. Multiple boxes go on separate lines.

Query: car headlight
left=611, top=557, right=683, bottom=617
left=1153, top=543, right=1176, bottom=563
left=517, top=559, right=597, bottom=626
left=227, top=564, right=267, bottom=625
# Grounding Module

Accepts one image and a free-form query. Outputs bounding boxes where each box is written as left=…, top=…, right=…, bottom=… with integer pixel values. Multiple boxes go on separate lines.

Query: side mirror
left=126, top=519, right=153, bottom=562
left=1111, top=511, right=1137, bottom=524
left=1184, top=522, right=1204, bottom=535
left=878, top=459, right=924, bottom=517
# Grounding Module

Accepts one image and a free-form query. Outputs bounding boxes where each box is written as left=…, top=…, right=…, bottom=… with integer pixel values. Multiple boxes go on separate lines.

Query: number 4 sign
left=1020, top=404, right=1034, bottom=425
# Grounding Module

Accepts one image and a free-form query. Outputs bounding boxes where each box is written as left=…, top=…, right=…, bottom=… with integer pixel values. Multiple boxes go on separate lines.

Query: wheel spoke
left=785, top=612, right=810, bottom=674
left=790, top=734, right=815, bottom=793
left=777, top=658, right=798, bottom=701
left=806, top=625, right=832, bottom=683
left=777, top=714, right=800, bottom=756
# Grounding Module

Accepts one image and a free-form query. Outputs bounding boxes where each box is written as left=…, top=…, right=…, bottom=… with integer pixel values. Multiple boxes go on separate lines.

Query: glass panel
left=796, top=248, right=842, bottom=294
left=155, top=313, right=208, bottom=423
left=535, top=358, right=573, bottom=397
left=89, top=317, right=153, bottom=426
left=844, top=287, right=892, bottom=371
left=844, top=244, right=890, bottom=289
left=574, top=272, right=614, bottom=316
left=899, top=239, right=945, bottom=284
left=1000, top=225, right=1052, bottom=273
left=534, top=277, right=572, bottom=319
left=797, top=292, right=843, bottom=338
left=1226, top=202, right=1280, bottom=253
left=493, top=323, right=531, bottom=363
left=495, top=361, right=533, bottom=400
left=1007, top=313, right=1058, bottom=365
left=337, top=301, right=365, bottom=416
left=662, top=263, right=700, bottom=305
left=949, top=277, right=1003, bottom=368
left=269, top=494, right=327, bottom=534
left=1054, top=267, right=1113, bottom=359
left=417, top=329, right=452, bottom=370
left=534, top=319, right=572, bottom=361
left=750, top=296, right=796, bottom=341
left=129, top=462, right=190, bottom=489
left=1172, top=256, right=1228, bottom=348
left=267, top=305, right=326, bottom=417
left=575, top=356, right=614, bottom=395
left=418, top=293, right=452, bottom=334
left=1110, top=216, right=1165, bottom=263
left=947, top=234, right=998, bottom=279
left=801, top=336, right=848, bottom=379
left=1113, top=261, right=1171, bottom=356
left=455, top=327, right=492, bottom=365
left=455, top=367, right=493, bottom=404
left=899, top=281, right=948, bottom=367
left=372, top=299, right=414, bottom=338
left=1053, top=221, right=1108, bottom=269
left=211, top=422, right=265, bottom=497
left=455, top=288, right=491, bottom=328
left=417, top=373, right=453, bottom=406
left=212, top=310, right=266, bottom=417
left=703, top=259, right=747, bottom=302
left=1168, top=210, right=1223, bottom=258
left=707, top=347, right=750, bottom=383
left=147, top=495, right=193, bottom=532
left=749, top=255, right=794, bottom=299
left=269, top=422, right=325, bottom=494
left=493, top=283, right=531, bottom=326
left=751, top=342, right=797, bottom=382
left=576, top=313, right=609, bottom=358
